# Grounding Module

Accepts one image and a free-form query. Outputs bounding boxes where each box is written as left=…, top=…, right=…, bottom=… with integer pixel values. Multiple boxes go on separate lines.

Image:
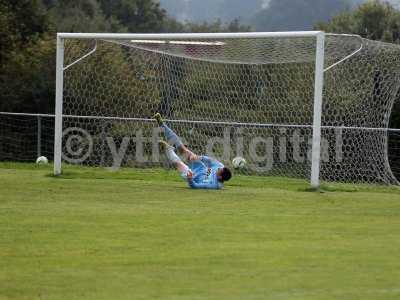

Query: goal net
left=54, top=32, right=400, bottom=186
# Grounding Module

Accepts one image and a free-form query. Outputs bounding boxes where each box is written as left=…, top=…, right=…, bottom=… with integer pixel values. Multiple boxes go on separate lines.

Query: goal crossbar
left=57, top=31, right=323, bottom=40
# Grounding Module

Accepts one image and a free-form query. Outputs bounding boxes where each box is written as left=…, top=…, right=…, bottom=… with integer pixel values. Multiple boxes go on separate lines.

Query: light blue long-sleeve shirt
left=187, top=156, right=224, bottom=189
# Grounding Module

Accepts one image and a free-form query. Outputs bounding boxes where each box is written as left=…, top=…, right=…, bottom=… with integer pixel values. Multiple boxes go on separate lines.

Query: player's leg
left=177, top=144, right=199, bottom=162
left=154, top=113, right=198, bottom=161
left=159, top=140, right=192, bottom=179
left=154, top=113, right=183, bottom=147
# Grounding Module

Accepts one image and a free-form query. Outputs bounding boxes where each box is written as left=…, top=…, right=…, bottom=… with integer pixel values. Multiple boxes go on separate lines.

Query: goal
left=54, top=31, right=400, bottom=187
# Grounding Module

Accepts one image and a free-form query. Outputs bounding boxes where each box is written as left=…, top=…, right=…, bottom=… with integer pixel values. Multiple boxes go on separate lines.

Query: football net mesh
left=57, top=34, right=400, bottom=184
left=0, top=114, right=54, bottom=161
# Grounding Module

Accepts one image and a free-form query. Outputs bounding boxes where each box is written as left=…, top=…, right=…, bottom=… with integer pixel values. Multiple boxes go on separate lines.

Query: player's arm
left=188, top=180, right=221, bottom=189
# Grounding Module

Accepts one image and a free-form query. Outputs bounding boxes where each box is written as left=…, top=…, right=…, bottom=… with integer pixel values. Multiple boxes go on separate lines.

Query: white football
left=232, top=156, right=246, bottom=169
left=36, top=156, right=49, bottom=165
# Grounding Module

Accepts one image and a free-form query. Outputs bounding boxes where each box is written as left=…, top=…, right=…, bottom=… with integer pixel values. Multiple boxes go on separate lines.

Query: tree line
left=1, top=0, right=400, bottom=128
left=316, top=0, right=400, bottom=128
left=0, top=0, right=250, bottom=114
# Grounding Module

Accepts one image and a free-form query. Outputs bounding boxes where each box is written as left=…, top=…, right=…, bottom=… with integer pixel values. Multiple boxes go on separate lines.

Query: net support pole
left=37, top=115, right=42, bottom=158
left=54, top=36, right=64, bottom=175
left=311, top=32, right=325, bottom=188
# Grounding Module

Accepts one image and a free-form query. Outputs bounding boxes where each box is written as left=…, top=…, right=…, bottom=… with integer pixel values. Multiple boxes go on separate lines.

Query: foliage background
left=0, top=0, right=250, bottom=114
left=1, top=0, right=400, bottom=127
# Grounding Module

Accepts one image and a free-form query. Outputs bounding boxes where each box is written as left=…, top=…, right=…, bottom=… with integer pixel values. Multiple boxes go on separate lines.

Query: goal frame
left=54, top=31, right=326, bottom=188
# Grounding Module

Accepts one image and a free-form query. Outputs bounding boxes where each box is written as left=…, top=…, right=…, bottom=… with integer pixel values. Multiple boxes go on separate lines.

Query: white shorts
left=179, top=164, right=192, bottom=180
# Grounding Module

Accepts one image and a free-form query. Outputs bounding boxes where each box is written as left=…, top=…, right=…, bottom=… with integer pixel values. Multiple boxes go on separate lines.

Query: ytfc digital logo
left=62, top=126, right=344, bottom=171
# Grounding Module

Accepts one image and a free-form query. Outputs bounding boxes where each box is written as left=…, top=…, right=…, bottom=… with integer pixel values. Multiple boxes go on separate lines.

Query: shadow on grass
left=45, top=168, right=181, bottom=183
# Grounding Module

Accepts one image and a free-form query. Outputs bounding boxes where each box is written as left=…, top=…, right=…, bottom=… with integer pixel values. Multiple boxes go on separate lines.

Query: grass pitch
left=1, top=163, right=400, bottom=300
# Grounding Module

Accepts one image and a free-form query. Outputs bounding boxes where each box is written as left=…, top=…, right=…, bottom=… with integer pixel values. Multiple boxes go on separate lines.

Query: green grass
left=1, top=162, right=400, bottom=300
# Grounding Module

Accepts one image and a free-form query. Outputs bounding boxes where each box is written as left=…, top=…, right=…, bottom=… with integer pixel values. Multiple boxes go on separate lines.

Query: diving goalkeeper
left=154, top=113, right=232, bottom=189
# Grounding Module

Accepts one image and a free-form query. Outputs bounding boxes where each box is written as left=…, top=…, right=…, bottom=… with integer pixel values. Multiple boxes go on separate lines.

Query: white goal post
left=53, top=31, right=400, bottom=187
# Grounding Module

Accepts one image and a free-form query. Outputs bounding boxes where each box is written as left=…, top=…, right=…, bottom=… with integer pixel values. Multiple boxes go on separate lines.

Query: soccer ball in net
left=36, top=156, right=49, bottom=165
left=232, top=157, right=246, bottom=169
